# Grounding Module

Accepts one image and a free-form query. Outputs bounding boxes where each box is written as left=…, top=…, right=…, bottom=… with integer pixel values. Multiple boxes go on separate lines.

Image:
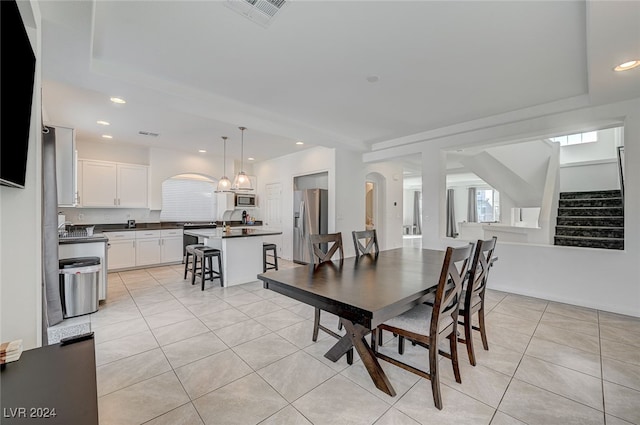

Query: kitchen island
left=184, top=228, right=282, bottom=286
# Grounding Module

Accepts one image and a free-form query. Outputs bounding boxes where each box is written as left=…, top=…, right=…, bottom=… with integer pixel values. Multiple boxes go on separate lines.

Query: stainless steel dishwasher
left=59, top=257, right=101, bottom=318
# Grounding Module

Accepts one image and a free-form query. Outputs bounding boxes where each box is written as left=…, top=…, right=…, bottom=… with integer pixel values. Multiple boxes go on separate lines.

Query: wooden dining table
left=257, top=247, right=446, bottom=397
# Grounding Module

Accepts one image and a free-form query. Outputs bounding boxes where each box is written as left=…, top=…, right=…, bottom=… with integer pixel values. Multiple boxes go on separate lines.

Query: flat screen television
left=1, top=0, right=37, bottom=188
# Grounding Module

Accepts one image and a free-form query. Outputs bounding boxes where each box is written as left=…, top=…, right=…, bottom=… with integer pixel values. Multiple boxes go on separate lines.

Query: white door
left=82, top=161, right=117, bottom=207
left=264, top=183, right=282, bottom=229
left=263, top=183, right=283, bottom=256
left=117, top=164, right=148, bottom=207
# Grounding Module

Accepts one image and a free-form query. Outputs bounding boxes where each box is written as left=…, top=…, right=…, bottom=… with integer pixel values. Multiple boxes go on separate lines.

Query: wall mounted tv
left=1, top=0, right=37, bottom=188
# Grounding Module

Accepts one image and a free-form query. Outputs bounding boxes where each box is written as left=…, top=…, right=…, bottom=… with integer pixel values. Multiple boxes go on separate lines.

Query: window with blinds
left=160, top=175, right=218, bottom=221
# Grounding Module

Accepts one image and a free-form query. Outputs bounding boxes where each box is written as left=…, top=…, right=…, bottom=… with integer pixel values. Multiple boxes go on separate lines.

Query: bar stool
left=263, top=243, right=278, bottom=272
left=184, top=244, right=206, bottom=279
left=192, top=246, right=224, bottom=290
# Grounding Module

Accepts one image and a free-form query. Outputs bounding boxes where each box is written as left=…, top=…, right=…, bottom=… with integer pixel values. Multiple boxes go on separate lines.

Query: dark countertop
left=59, top=236, right=109, bottom=244
left=73, top=221, right=263, bottom=233
left=184, top=228, right=281, bottom=239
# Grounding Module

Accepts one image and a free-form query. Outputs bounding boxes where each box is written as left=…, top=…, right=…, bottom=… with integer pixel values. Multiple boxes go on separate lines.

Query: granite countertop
left=83, top=221, right=263, bottom=232
left=184, top=228, right=281, bottom=239
left=58, top=235, right=109, bottom=244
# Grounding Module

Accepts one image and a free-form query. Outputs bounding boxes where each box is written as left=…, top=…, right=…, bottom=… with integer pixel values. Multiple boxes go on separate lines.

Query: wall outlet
left=78, top=213, right=84, bottom=221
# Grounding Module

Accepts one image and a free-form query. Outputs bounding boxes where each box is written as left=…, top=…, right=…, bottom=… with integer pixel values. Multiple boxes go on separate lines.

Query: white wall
left=149, top=147, right=222, bottom=210
left=77, top=139, right=149, bottom=165
left=366, top=97, right=640, bottom=317
left=560, top=161, right=619, bottom=192
left=254, top=147, right=336, bottom=261
left=559, top=126, right=622, bottom=192
left=1, top=0, right=43, bottom=349
left=335, top=149, right=365, bottom=258
left=560, top=127, right=621, bottom=164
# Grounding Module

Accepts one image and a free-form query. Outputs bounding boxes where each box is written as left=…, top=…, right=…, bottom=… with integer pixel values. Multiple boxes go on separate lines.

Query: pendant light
left=216, top=136, right=232, bottom=192
left=233, top=126, right=253, bottom=191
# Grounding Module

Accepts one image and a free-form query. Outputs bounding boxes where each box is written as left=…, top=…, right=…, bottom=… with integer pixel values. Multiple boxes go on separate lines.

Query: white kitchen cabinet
left=160, top=229, right=183, bottom=263
left=104, top=232, right=136, bottom=270
left=135, top=230, right=162, bottom=266
left=118, top=164, right=148, bottom=207
left=80, top=161, right=117, bottom=207
left=53, top=125, right=77, bottom=207
left=104, top=229, right=182, bottom=270
left=79, top=160, right=148, bottom=208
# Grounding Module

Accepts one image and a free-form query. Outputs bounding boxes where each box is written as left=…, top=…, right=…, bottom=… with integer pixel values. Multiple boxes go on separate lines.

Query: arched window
left=160, top=174, right=218, bottom=221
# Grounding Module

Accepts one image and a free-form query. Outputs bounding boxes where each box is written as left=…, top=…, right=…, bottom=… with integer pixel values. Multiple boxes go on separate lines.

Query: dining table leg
left=324, top=318, right=397, bottom=397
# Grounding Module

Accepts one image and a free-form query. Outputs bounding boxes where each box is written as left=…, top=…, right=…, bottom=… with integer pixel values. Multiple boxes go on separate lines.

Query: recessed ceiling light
left=248, top=157, right=255, bottom=161
left=110, top=97, right=126, bottom=104
left=101, top=135, right=113, bottom=139
left=366, top=75, right=380, bottom=83
left=97, top=120, right=110, bottom=126
left=198, top=149, right=207, bottom=153
left=296, top=141, right=304, bottom=145
left=614, top=60, right=640, bottom=72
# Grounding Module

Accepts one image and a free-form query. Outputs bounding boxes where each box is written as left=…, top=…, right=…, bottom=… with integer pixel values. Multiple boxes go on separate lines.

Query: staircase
left=554, top=190, right=624, bottom=250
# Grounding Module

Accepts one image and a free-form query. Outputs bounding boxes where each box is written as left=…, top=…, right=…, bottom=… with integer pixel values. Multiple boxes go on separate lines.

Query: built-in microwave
left=235, top=193, right=256, bottom=207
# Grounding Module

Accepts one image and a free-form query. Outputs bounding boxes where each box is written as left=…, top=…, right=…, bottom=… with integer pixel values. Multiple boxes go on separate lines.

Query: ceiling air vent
left=225, top=0, right=287, bottom=28
left=138, top=131, right=159, bottom=137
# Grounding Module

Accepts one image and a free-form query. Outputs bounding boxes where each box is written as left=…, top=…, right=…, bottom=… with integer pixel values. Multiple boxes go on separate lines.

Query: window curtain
left=42, top=126, right=64, bottom=333
left=413, top=191, right=421, bottom=235
left=467, top=187, right=478, bottom=223
left=446, top=188, right=457, bottom=238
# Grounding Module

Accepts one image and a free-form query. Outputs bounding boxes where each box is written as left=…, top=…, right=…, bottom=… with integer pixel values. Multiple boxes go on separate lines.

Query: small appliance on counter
left=242, top=210, right=248, bottom=224
left=127, top=219, right=136, bottom=228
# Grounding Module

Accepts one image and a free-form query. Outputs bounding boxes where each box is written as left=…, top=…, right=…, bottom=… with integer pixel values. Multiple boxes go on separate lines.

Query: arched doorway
left=365, top=172, right=386, bottom=249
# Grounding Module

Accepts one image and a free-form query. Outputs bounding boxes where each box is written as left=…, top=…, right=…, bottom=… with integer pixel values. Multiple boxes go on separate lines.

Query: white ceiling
left=39, top=1, right=640, bottom=163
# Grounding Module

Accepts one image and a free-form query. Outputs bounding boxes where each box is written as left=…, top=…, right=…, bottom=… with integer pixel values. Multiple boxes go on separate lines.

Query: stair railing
left=617, top=146, right=625, bottom=201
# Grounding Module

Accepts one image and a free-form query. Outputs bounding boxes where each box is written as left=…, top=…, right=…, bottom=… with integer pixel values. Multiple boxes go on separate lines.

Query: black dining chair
left=308, top=232, right=353, bottom=364
left=352, top=229, right=379, bottom=257
left=458, top=236, right=497, bottom=366
left=372, top=243, right=472, bottom=410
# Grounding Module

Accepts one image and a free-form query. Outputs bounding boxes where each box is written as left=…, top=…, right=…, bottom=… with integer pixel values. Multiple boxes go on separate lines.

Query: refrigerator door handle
left=300, top=201, right=305, bottom=233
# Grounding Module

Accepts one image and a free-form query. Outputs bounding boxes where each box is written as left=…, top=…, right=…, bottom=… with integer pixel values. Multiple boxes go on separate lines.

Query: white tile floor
left=87, top=246, right=640, bottom=425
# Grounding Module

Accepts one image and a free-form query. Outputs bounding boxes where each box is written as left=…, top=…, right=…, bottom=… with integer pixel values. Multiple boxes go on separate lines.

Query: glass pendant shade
left=216, top=136, right=233, bottom=192
left=233, top=126, right=253, bottom=191
left=217, top=176, right=232, bottom=192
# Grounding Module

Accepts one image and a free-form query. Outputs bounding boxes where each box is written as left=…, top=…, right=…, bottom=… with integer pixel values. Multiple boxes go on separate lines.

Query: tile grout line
left=489, top=295, right=547, bottom=425
left=598, top=310, right=607, bottom=425
left=137, top=270, right=208, bottom=425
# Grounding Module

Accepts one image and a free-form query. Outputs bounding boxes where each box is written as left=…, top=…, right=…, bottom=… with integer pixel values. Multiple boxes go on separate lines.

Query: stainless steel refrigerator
left=293, top=189, right=328, bottom=264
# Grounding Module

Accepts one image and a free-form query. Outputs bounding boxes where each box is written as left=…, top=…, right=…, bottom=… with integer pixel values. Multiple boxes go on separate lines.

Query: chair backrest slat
left=430, top=243, right=473, bottom=337
left=352, top=230, right=379, bottom=256
left=309, top=233, right=344, bottom=265
left=465, top=237, right=497, bottom=310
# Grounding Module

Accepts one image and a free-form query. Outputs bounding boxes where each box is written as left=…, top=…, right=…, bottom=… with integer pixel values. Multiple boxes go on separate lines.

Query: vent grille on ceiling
left=138, top=131, right=159, bottom=137
left=225, top=0, right=287, bottom=27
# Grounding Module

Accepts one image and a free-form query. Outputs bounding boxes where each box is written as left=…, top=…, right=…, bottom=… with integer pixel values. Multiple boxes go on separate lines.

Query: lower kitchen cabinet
left=160, top=229, right=183, bottom=263
left=104, top=229, right=183, bottom=271
left=105, top=232, right=136, bottom=271
left=135, top=230, right=162, bottom=266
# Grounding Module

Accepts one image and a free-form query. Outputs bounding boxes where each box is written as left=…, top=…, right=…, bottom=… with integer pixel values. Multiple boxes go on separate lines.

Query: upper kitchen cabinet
left=53, top=125, right=77, bottom=207
left=79, top=160, right=148, bottom=208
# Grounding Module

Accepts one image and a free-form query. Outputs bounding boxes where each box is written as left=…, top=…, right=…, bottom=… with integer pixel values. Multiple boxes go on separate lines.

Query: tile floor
left=86, top=253, right=640, bottom=425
